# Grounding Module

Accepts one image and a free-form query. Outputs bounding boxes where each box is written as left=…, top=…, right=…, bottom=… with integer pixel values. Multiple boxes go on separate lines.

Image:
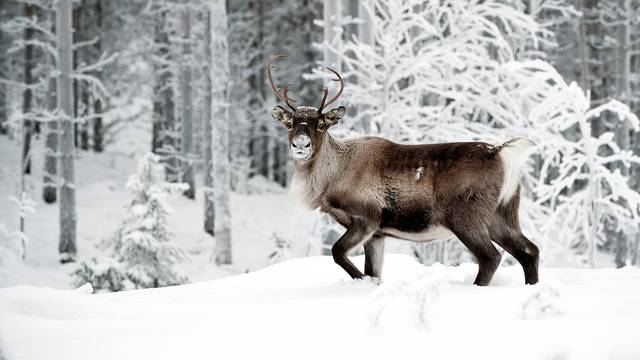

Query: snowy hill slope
left=1, top=255, right=639, bottom=360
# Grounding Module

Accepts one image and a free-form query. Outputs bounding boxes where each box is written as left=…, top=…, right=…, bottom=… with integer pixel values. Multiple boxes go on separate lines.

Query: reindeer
left=267, top=55, right=539, bottom=286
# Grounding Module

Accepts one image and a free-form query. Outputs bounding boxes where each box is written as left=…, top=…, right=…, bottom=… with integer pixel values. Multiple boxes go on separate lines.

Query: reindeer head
left=268, top=55, right=346, bottom=162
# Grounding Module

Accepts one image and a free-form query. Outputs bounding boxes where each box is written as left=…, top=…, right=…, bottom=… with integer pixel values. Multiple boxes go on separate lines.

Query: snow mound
left=1, top=256, right=640, bottom=360
left=0, top=285, right=110, bottom=320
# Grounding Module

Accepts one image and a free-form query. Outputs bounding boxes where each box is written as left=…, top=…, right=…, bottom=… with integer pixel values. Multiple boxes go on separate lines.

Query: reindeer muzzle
left=290, top=134, right=313, bottom=161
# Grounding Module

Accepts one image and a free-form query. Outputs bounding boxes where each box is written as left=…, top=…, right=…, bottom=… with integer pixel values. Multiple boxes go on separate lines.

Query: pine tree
left=74, top=153, right=189, bottom=291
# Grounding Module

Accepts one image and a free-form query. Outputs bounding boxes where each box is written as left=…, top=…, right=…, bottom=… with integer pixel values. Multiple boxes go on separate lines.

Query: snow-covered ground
left=1, top=255, right=639, bottom=360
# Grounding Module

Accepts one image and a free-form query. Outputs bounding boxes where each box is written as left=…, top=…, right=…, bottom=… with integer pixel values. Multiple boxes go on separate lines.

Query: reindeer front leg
left=332, top=220, right=377, bottom=279
left=364, top=235, right=385, bottom=278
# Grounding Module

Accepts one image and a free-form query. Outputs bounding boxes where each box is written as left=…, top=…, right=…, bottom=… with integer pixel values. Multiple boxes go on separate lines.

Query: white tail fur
left=498, top=138, right=536, bottom=205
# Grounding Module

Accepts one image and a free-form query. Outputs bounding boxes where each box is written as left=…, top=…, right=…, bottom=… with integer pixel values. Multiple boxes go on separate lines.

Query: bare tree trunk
left=92, top=0, right=104, bottom=152
left=93, top=99, right=103, bottom=152
left=247, top=0, right=267, bottom=179
left=72, top=4, right=80, bottom=149
left=204, top=10, right=215, bottom=237
left=21, top=3, right=36, bottom=175
left=180, top=3, right=195, bottom=199
left=357, top=0, right=373, bottom=133
left=323, top=0, right=342, bottom=69
left=150, top=9, right=177, bottom=179
left=0, top=22, right=7, bottom=135
left=57, top=0, right=77, bottom=261
left=154, top=10, right=177, bottom=181
left=584, top=0, right=605, bottom=136
left=210, top=0, right=232, bottom=265
left=80, top=81, right=90, bottom=150
left=44, top=76, right=59, bottom=203
left=614, top=0, right=632, bottom=268
left=576, top=0, right=590, bottom=93
left=151, top=10, right=165, bottom=154
left=43, top=12, right=58, bottom=204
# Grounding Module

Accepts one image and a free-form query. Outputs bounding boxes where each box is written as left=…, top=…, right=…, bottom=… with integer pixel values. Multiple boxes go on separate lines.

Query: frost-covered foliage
left=73, top=257, right=130, bottom=292
left=4, top=192, right=36, bottom=260
left=320, top=0, right=545, bottom=143
left=528, top=82, right=640, bottom=266
left=0, top=192, right=35, bottom=286
left=74, top=153, right=189, bottom=291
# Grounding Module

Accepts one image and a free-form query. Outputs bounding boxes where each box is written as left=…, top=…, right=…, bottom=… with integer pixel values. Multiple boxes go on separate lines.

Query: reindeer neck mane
left=290, top=134, right=348, bottom=209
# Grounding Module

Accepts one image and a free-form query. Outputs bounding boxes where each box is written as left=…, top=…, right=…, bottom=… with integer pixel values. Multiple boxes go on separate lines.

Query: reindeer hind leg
left=489, top=197, right=539, bottom=285
left=448, top=221, right=501, bottom=286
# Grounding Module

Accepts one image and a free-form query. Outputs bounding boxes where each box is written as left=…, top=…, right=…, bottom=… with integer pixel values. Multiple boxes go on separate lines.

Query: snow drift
left=1, top=255, right=640, bottom=360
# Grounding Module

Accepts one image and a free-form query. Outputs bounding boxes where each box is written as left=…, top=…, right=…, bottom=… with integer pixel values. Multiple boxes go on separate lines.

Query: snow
left=1, top=255, right=640, bottom=360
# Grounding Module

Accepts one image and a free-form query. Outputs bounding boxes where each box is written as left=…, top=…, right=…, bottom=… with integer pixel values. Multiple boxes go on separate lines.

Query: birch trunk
left=57, top=0, right=77, bottom=260
left=210, top=0, right=232, bottom=265
left=204, top=10, right=215, bottom=236
left=180, top=4, right=195, bottom=199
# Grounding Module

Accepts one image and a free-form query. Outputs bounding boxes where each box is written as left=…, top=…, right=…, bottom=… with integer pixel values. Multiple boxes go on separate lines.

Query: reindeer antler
left=318, top=67, right=344, bottom=113
left=267, top=55, right=297, bottom=112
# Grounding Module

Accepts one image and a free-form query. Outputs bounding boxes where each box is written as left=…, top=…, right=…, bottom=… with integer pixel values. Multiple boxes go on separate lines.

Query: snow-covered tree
left=318, top=0, right=544, bottom=144
left=531, top=82, right=640, bottom=267
left=0, top=192, right=34, bottom=286
left=74, top=153, right=189, bottom=291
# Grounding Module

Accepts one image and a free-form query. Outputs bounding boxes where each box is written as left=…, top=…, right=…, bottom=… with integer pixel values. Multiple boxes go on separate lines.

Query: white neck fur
left=289, top=134, right=346, bottom=209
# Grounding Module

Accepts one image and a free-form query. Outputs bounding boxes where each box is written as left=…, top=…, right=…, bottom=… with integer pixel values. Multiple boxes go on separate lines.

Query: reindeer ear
left=271, top=105, right=292, bottom=125
left=323, top=106, right=346, bottom=126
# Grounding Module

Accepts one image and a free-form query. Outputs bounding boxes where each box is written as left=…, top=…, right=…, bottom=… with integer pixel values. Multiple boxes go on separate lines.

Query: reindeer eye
left=318, top=123, right=325, bottom=130
left=286, top=122, right=293, bottom=130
